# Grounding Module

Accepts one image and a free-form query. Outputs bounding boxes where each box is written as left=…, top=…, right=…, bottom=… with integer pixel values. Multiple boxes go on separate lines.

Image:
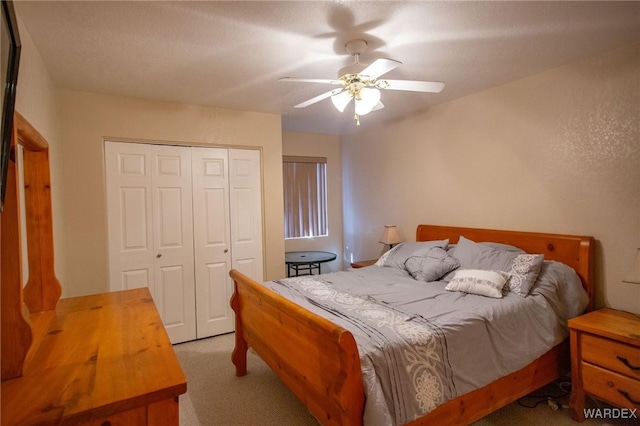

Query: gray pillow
left=446, top=241, right=524, bottom=254
left=529, top=261, right=589, bottom=319
left=382, top=239, right=449, bottom=270
left=405, top=247, right=460, bottom=282
left=449, top=236, right=544, bottom=297
left=479, top=242, right=525, bottom=252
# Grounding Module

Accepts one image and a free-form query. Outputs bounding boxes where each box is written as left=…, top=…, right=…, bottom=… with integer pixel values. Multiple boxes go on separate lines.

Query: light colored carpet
left=174, top=333, right=636, bottom=425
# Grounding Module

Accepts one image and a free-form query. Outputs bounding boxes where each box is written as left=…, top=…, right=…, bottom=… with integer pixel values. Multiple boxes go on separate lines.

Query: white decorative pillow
left=445, top=269, right=511, bottom=298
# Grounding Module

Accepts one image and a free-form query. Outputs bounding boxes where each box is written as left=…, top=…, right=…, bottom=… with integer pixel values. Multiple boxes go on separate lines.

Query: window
left=283, top=156, right=327, bottom=238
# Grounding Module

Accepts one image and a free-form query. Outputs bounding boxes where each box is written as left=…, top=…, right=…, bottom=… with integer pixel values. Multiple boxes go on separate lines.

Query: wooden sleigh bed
left=229, top=225, right=594, bottom=425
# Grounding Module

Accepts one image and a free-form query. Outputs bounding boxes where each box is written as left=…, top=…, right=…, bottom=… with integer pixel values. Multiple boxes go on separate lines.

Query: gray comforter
left=264, top=262, right=588, bottom=425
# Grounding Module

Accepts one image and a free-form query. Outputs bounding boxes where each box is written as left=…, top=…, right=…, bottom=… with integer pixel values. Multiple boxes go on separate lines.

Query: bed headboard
left=416, top=225, right=595, bottom=311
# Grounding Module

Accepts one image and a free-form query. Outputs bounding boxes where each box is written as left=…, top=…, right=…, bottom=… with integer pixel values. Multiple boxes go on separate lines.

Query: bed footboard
left=229, top=269, right=364, bottom=426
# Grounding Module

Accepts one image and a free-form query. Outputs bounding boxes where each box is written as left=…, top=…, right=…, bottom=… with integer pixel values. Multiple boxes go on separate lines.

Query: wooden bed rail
left=229, top=269, right=365, bottom=426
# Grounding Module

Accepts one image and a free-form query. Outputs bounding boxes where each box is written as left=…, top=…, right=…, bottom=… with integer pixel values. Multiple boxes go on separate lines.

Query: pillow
left=479, top=242, right=525, bottom=253
left=447, top=241, right=524, bottom=254
left=529, top=261, right=589, bottom=320
left=404, top=247, right=460, bottom=282
left=374, top=248, right=392, bottom=266
left=448, top=236, right=544, bottom=297
left=445, top=269, right=511, bottom=298
left=380, top=239, right=449, bottom=270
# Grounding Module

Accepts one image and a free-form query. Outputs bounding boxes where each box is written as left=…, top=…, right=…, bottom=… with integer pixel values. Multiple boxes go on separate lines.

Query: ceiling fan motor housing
left=340, top=39, right=370, bottom=79
left=338, top=64, right=367, bottom=79
left=345, top=39, right=368, bottom=56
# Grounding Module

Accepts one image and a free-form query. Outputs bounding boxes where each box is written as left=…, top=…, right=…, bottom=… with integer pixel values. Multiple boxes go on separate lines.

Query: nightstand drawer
left=582, top=334, right=640, bottom=379
left=583, top=363, right=640, bottom=409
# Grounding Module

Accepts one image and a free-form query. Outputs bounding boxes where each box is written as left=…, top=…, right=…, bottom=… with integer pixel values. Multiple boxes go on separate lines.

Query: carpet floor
left=173, top=333, right=636, bottom=426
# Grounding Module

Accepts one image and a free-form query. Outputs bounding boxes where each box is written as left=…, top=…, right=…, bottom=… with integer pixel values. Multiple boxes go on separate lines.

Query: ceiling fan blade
left=382, top=79, right=445, bottom=93
left=279, top=77, right=340, bottom=84
left=360, top=58, right=402, bottom=79
left=294, top=89, right=342, bottom=108
left=371, top=101, right=385, bottom=112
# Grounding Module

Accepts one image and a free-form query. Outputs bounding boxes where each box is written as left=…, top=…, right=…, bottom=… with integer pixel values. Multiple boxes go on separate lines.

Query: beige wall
left=58, top=90, right=285, bottom=297
left=342, top=43, right=640, bottom=313
left=282, top=131, right=343, bottom=272
left=14, top=16, right=66, bottom=285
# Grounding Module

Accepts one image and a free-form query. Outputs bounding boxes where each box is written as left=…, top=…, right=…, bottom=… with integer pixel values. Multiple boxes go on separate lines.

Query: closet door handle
left=156, top=253, right=162, bottom=258
left=224, top=249, right=229, bottom=253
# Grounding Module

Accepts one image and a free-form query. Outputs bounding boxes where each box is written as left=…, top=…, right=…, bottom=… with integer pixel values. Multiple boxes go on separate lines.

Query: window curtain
left=283, top=156, right=327, bottom=238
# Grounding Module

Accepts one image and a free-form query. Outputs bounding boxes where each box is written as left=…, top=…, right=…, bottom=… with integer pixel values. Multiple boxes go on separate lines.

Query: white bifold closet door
left=191, top=147, right=263, bottom=338
left=105, top=142, right=263, bottom=344
left=105, top=142, right=196, bottom=343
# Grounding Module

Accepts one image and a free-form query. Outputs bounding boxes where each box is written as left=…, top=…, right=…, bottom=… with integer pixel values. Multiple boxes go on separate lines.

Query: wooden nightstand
left=568, top=308, right=640, bottom=422
left=350, top=259, right=377, bottom=268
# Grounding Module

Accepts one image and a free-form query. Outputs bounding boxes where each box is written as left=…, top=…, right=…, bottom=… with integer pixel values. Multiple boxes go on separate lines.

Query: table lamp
left=379, top=225, right=403, bottom=249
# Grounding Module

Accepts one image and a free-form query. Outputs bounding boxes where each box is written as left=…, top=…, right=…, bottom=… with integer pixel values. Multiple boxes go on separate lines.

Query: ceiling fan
left=280, top=39, right=445, bottom=126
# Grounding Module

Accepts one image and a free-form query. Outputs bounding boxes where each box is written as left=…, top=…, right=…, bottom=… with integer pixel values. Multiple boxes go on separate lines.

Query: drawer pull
left=617, top=356, right=640, bottom=371
left=618, top=390, right=640, bottom=405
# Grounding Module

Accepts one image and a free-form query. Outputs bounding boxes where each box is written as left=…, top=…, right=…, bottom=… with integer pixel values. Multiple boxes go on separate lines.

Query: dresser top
left=568, top=308, right=640, bottom=346
left=1, top=288, right=187, bottom=425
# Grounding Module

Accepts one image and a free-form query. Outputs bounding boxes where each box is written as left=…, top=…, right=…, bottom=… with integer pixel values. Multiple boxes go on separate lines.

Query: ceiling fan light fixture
left=355, top=87, right=381, bottom=116
left=331, top=91, right=352, bottom=112
left=281, top=38, right=445, bottom=126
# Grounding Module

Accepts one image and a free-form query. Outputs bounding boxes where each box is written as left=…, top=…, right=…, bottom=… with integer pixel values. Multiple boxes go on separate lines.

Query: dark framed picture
left=0, top=0, right=21, bottom=212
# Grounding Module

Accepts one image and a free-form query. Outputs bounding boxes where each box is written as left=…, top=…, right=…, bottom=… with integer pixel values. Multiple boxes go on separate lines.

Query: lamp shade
left=355, top=87, right=381, bottom=116
left=331, top=91, right=352, bottom=112
left=622, top=247, right=640, bottom=284
left=379, top=225, right=403, bottom=246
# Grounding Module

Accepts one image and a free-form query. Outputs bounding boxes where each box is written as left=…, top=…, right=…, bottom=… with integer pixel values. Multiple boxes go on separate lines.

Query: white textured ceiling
left=15, top=1, right=640, bottom=135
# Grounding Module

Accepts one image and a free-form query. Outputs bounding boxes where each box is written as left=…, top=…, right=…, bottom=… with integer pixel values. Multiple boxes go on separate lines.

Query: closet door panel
left=156, top=264, right=187, bottom=326
left=229, top=149, right=264, bottom=282
left=192, top=147, right=233, bottom=338
left=105, top=142, right=154, bottom=292
left=121, top=269, right=150, bottom=290
left=203, top=261, right=233, bottom=335
left=204, top=188, right=228, bottom=245
left=151, top=145, right=196, bottom=344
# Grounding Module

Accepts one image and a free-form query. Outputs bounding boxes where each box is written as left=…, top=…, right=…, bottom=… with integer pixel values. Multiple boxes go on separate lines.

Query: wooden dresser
left=569, top=308, right=640, bottom=421
left=0, top=114, right=187, bottom=424
left=1, top=288, right=187, bottom=425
